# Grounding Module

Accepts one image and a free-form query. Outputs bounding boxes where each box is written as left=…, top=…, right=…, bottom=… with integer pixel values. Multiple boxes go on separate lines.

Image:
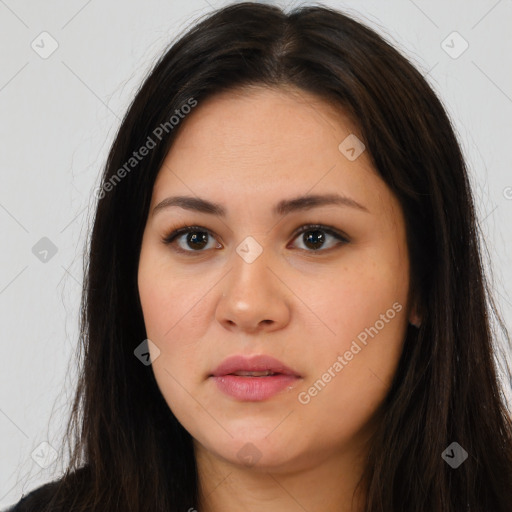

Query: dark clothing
left=4, top=479, right=61, bottom=511
left=4, top=466, right=91, bottom=512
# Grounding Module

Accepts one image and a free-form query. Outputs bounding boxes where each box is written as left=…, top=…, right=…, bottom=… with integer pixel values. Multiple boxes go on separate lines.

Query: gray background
left=1, top=0, right=511, bottom=507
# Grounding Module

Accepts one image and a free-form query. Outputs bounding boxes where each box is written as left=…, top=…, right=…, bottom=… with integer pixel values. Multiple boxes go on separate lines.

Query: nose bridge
left=229, top=234, right=274, bottom=298
left=215, top=234, right=290, bottom=331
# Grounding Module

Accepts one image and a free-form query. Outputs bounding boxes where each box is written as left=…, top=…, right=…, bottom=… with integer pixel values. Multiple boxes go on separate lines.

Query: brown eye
left=290, top=225, right=349, bottom=252
left=162, top=226, right=221, bottom=253
left=184, top=231, right=209, bottom=250
left=302, top=229, right=326, bottom=250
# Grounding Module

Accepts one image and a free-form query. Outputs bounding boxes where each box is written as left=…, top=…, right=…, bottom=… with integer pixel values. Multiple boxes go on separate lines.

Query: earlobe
left=408, top=308, right=421, bottom=328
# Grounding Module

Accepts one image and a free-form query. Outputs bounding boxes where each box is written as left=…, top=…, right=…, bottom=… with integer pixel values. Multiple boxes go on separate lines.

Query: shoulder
left=5, top=466, right=91, bottom=512
left=4, top=479, right=60, bottom=511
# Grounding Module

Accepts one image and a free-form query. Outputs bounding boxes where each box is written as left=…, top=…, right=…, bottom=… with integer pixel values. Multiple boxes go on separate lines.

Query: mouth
left=210, top=354, right=301, bottom=378
left=228, top=370, right=281, bottom=377
left=209, top=354, right=301, bottom=401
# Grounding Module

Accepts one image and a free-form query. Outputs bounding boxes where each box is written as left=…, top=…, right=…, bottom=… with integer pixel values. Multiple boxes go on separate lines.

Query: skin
left=137, top=85, right=421, bottom=512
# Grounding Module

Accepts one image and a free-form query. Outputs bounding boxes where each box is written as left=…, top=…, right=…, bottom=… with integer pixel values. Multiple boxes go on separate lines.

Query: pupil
left=187, top=231, right=208, bottom=249
left=304, top=230, right=325, bottom=250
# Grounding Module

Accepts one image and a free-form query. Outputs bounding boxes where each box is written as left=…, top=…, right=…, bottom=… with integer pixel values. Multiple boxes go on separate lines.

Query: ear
left=408, top=304, right=422, bottom=328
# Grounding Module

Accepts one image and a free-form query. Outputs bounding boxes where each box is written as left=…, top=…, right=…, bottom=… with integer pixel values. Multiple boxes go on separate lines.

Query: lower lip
left=211, top=374, right=300, bottom=401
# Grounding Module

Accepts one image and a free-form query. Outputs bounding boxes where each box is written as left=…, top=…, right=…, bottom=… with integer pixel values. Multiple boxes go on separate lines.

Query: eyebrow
left=152, top=193, right=369, bottom=218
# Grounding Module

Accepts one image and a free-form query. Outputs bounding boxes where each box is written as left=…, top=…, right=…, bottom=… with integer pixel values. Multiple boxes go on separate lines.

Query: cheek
left=293, top=248, right=409, bottom=399
left=138, top=271, right=173, bottom=341
left=294, top=284, right=408, bottom=448
left=138, top=261, right=206, bottom=415
left=137, top=252, right=215, bottom=389
left=293, top=255, right=408, bottom=346
left=138, top=248, right=203, bottom=342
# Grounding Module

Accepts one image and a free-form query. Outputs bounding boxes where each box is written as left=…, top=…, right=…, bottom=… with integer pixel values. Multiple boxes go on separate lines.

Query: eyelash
left=161, top=223, right=350, bottom=255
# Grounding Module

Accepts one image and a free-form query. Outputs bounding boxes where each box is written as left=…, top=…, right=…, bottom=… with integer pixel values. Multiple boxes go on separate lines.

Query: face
left=137, top=85, right=418, bottom=473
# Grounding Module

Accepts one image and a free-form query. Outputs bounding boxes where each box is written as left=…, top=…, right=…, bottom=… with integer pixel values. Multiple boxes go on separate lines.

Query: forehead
left=152, top=86, right=398, bottom=220
left=165, top=85, right=359, bottom=164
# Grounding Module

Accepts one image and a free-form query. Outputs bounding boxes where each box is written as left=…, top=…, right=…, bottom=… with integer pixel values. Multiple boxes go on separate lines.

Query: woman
left=8, top=2, right=512, bottom=511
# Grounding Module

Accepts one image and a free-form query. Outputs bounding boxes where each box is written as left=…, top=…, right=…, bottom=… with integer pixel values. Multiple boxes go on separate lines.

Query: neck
left=194, top=441, right=368, bottom=512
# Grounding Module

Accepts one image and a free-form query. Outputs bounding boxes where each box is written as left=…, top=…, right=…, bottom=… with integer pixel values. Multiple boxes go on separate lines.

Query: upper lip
left=210, top=354, right=301, bottom=377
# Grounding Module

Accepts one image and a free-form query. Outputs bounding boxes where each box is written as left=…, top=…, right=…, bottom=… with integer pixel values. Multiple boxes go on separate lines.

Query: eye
left=161, top=223, right=349, bottom=255
left=162, top=225, right=221, bottom=253
left=289, top=224, right=349, bottom=252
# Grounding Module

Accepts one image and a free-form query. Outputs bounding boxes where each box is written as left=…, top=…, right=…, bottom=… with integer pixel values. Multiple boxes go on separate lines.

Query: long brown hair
left=33, top=2, right=512, bottom=511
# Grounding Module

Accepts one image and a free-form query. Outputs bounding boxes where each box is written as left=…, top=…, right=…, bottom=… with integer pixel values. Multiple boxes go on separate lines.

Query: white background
left=1, top=0, right=511, bottom=507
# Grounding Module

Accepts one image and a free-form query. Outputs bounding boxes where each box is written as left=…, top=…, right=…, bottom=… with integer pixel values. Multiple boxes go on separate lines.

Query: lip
left=210, top=354, right=301, bottom=377
left=210, top=354, right=301, bottom=401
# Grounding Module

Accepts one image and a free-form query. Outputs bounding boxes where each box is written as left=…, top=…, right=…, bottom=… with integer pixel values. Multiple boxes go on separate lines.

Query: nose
left=215, top=245, right=291, bottom=334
